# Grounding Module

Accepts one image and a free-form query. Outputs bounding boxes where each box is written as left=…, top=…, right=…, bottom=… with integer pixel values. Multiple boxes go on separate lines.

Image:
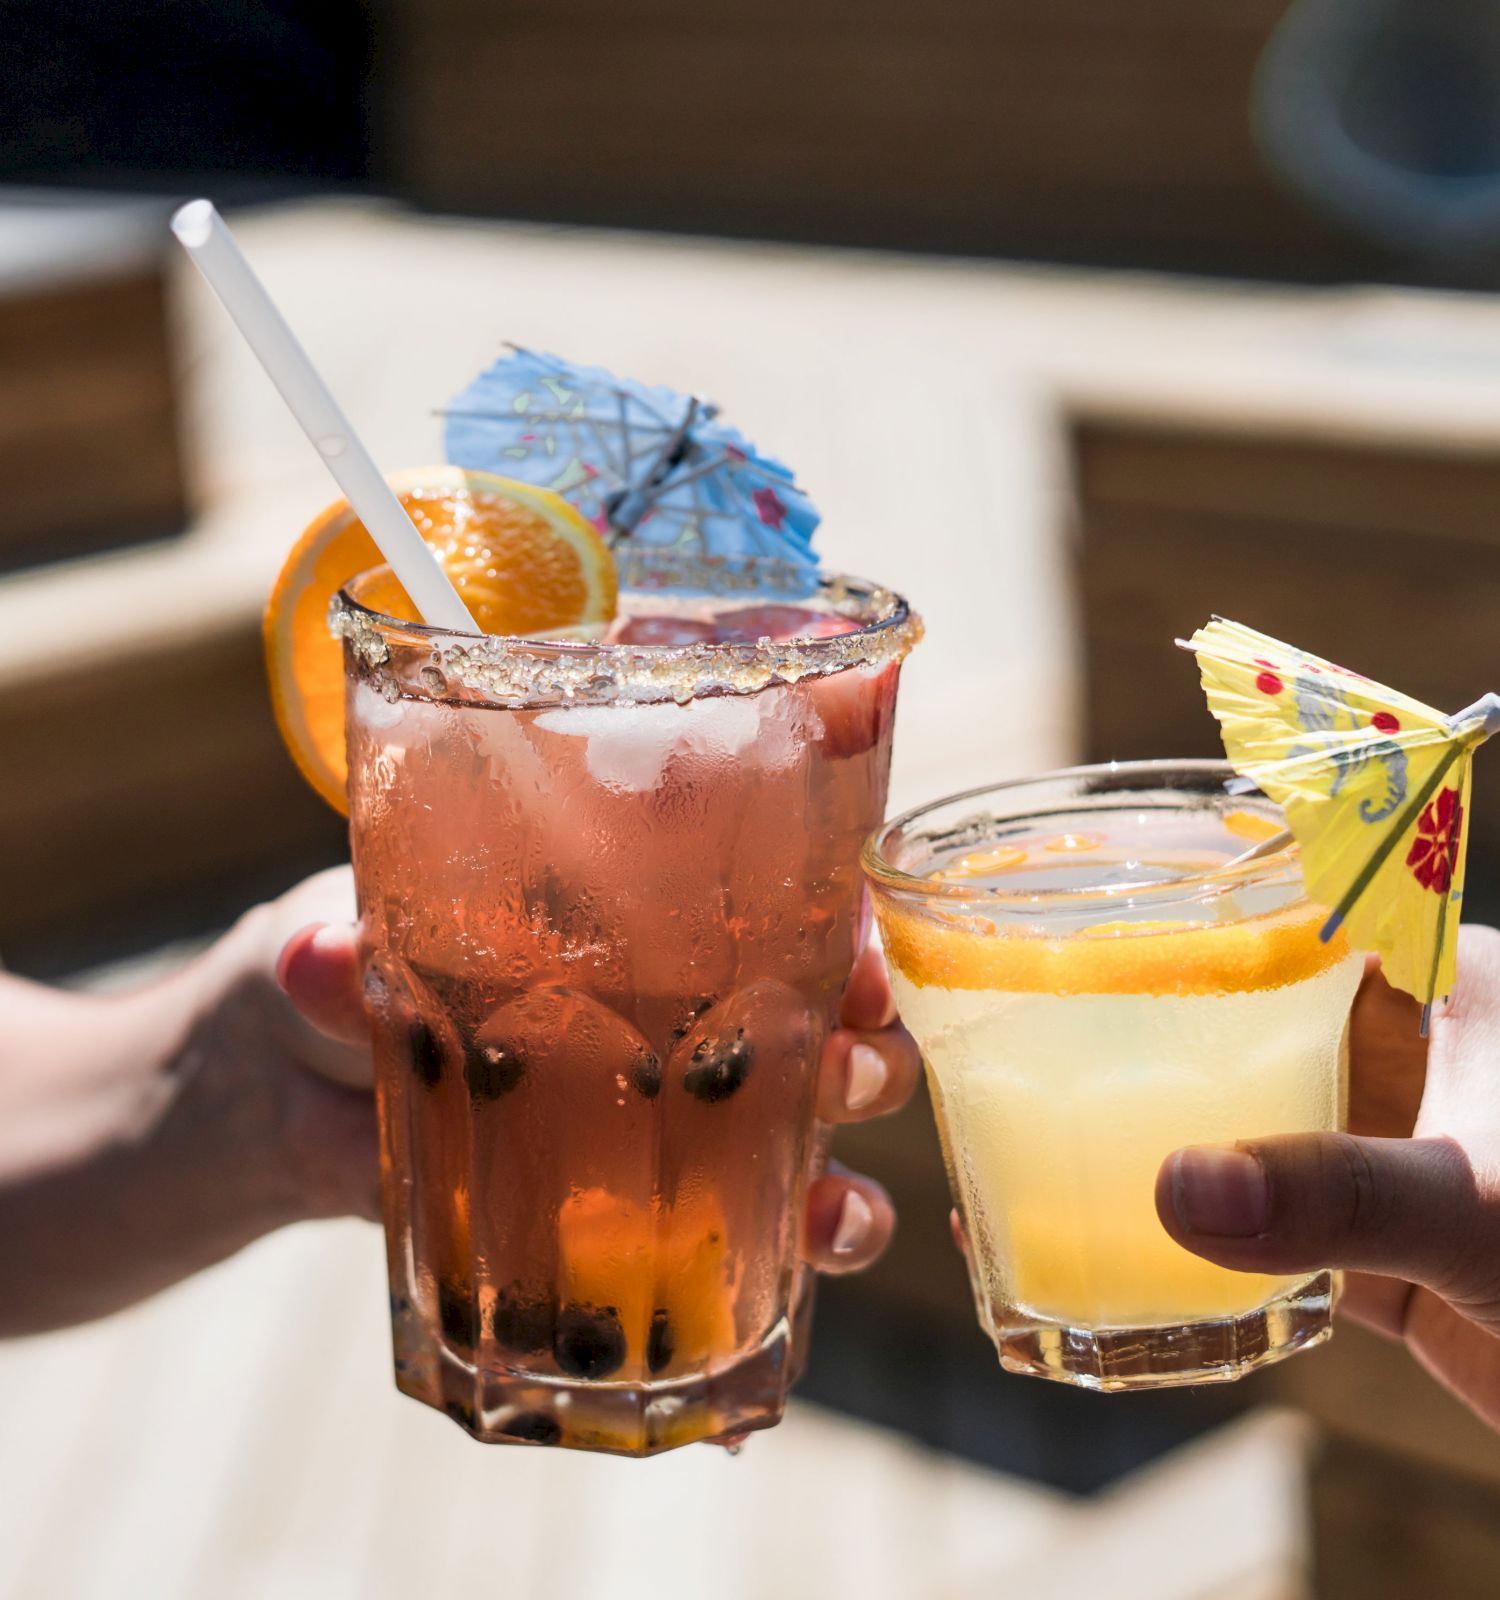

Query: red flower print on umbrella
left=1407, top=786, right=1463, bottom=894
left=1182, top=616, right=1500, bottom=1023
left=752, top=487, right=787, bottom=529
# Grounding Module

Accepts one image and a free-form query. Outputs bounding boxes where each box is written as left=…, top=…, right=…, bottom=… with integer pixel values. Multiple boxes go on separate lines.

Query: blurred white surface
left=0, top=188, right=174, bottom=292
left=0, top=1221, right=1070, bottom=1600
left=0, top=1215, right=1311, bottom=1600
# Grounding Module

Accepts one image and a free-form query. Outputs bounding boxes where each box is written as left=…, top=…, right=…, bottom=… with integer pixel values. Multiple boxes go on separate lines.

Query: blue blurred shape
left=1256, top=0, right=1500, bottom=257
left=444, top=348, right=820, bottom=568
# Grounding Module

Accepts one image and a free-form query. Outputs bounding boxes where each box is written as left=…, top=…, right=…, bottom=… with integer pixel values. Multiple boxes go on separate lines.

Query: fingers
left=802, top=1163, right=895, bottom=1274
left=1339, top=1270, right=1416, bottom=1339
left=816, top=945, right=921, bottom=1122
left=950, top=1208, right=970, bottom=1262
left=1339, top=1275, right=1500, bottom=1429
left=840, top=944, right=899, bottom=1031
left=1347, top=955, right=1428, bottom=1138
left=272, top=922, right=372, bottom=1091
left=276, top=923, right=367, bottom=1048
left=1156, top=1132, right=1500, bottom=1311
left=1403, top=1285, right=1500, bottom=1431
left=279, top=1073, right=382, bottom=1221
left=816, top=1023, right=921, bottom=1123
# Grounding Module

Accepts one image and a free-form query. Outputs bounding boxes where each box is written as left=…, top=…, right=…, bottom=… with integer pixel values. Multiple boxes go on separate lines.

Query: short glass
left=863, top=761, right=1361, bottom=1391
left=334, top=548, right=918, bottom=1453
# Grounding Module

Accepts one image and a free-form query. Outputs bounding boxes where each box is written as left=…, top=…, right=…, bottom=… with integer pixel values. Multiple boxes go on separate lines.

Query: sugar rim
left=331, top=547, right=921, bottom=709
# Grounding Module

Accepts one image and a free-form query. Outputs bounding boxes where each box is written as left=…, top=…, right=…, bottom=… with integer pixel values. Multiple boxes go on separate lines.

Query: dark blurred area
left=1, top=1, right=373, bottom=196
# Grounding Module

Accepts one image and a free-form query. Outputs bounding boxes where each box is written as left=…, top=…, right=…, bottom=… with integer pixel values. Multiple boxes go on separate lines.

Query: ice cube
left=534, top=694, right=795, bottom=792
left=350, top=678, right=412, bottom=731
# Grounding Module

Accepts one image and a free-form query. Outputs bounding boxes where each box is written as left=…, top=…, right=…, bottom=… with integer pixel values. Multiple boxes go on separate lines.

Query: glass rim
left=332, top=548, right=921, bottom=709
left=862, top=758, right=1301, bottom=910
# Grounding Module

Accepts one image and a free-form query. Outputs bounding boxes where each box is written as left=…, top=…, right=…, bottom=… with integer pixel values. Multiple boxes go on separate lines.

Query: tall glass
left=334, top=550, right=918, bottom=1454
left=864, top=761, right=1361, bottom=1391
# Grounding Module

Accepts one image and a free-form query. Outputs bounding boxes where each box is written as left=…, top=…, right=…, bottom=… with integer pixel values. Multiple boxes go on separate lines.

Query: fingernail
left=1171, top=1147, right=1269, bottom=1237
left=845, top=1043, right=887, bottom=1111
left=831, top=1189, right=875, bottom=1256
left=273, top=924, right=320, bottom=993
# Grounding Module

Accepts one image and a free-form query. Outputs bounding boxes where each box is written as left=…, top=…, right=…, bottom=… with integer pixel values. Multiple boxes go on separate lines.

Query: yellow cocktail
left=865, top=762, right=1362, bottom=1390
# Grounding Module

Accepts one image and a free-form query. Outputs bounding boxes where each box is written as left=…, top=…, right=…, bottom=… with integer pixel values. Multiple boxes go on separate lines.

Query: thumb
left=1155, top=1133, right=1500, bottom=1308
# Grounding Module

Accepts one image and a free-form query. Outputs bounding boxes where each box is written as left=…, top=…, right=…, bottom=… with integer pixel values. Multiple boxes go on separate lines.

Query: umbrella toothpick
left=1218, top=828, right=1295, bottom=872
left=443, top=349, right=821, bottom=568
left=1184, top=617, right=1487, bottom=1021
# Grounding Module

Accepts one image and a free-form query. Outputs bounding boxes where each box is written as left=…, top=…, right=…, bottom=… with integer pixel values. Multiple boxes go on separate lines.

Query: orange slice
left=264, top=466, right=617, bottom=812
left=875, top=898, right=1350, bottom=996
left=1224, top=808, right=1284, bottom=843
left=933, top=845, right=1029, bottom=882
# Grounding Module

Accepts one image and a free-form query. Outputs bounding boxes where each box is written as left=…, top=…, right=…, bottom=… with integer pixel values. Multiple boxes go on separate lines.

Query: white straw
left=170, top=199, right=474, bottom=633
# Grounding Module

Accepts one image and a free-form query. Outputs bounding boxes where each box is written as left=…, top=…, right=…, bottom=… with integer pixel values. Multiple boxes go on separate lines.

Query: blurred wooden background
left=380, top=0, right=1400, bottom=282
left=0, top=195, right=188, bottom=572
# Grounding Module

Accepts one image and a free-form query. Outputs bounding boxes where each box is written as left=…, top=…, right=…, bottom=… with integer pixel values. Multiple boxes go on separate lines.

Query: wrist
left=0, top=915, right=310, bottom=1335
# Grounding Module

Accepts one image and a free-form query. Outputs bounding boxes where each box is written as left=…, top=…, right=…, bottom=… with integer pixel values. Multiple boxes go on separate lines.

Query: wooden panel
left=1308, top=1428, right=1500, bottom=1598
left=1074, top=422, right=1500, bottom=545
left=0, top=623, right=347, bottom=973
left=0, top=271, right=189, bottom=569
left=1072, top=428, right=1500, bottom=898
left=376, top=0, right=1388, bottom=280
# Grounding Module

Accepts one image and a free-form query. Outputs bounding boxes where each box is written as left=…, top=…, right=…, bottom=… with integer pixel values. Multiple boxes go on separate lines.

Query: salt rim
left=331, top=550, right=921, bottom=710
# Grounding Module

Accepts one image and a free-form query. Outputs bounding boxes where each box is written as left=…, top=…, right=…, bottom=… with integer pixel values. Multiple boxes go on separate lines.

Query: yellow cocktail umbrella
left=1184, top=618, right=1500, bottom=1024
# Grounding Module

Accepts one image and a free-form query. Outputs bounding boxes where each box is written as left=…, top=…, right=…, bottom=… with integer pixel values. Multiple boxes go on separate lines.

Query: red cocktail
left=336, top=549, right=919, bottom=1454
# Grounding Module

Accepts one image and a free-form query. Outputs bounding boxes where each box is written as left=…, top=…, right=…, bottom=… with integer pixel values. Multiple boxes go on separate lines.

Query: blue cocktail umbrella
left=443, top=347, right=820, bottom=568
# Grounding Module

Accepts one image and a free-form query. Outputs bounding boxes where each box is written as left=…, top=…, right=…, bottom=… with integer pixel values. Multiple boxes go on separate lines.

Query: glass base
left=391, top=1311, right=794, bottom=1457
left=991, top=1272, right=1337, bottom=1392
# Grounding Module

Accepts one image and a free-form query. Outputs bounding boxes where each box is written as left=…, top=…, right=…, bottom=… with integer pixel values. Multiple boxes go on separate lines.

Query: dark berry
left=437, top=1277, right=479, bottom=1350
left=554, top=1303, right=627, bottom=1379
left=491, top=1286, right=556, bottom=1354
left=647, top=1309, right=675, bottom=1374
left=464, top=1038, right=526, bottom=1102
left=631, top=1048, right=663, bottom=1100
left=683, top=1030, right=753, bottom=1103
left=407, top=1018, right=445, bottom=1088
left=500, top=1411, right=562, bottom=1445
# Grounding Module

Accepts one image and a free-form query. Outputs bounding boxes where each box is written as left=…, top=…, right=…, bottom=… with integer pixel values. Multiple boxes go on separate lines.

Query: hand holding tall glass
left=177, top=209, right=925, bottom=1452
left=340, top=549, right=917, bottom=1452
